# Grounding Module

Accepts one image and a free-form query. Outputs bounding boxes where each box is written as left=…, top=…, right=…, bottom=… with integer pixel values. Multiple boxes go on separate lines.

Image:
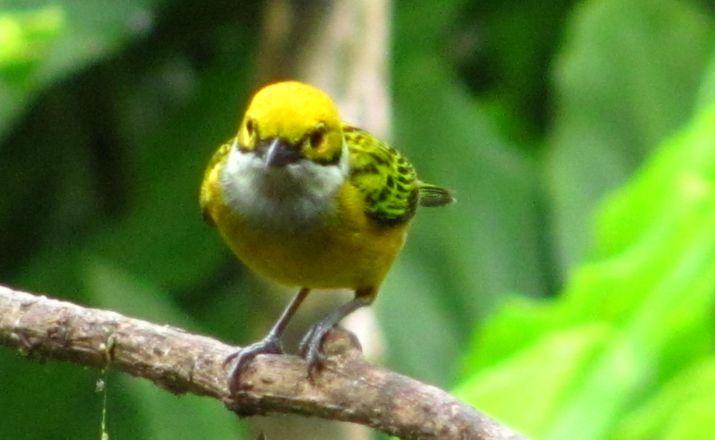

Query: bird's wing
left=343, top=125, right=419, bottom=225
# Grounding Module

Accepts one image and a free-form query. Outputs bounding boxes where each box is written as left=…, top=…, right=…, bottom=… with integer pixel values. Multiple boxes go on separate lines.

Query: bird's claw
left=226, top=336, right=283, bottom=394
left=299, top=324, right=333, bottom=378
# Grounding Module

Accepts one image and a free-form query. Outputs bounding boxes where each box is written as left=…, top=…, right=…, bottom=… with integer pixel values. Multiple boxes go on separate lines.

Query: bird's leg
left=226, top=287, right=310, bottom=393
left=299, top=288, right=375, bottom=376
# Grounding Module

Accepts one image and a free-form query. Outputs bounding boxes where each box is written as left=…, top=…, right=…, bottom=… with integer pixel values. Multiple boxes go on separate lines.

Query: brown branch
left=0, top=285, right=525, bottom=440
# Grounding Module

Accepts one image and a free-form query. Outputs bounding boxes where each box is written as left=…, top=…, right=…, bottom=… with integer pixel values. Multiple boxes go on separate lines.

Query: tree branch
left=0, top=285, right=525, bottom=440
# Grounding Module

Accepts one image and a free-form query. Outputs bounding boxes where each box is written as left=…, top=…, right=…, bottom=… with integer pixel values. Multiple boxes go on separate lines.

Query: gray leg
left=299, top=288, right=375, bottom=375
left=227, top=287, right=310, bottom=393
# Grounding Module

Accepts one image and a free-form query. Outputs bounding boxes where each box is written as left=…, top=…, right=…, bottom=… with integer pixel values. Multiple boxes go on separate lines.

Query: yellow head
left=237, top=81, right=344, bottom=166
left=213, top=81, right=351, bottom=230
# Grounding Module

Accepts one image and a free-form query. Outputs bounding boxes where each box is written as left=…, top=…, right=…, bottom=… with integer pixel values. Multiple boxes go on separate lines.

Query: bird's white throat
left=220, top=143, right=349, bottom=230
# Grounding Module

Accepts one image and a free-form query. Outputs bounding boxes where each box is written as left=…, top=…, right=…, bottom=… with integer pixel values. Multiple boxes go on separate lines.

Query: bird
left=199, top=80, right=453, bottom=392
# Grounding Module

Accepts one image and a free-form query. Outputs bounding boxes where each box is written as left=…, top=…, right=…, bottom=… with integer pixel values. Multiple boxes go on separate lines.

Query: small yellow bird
left=200, top=81, right=453, bottom=390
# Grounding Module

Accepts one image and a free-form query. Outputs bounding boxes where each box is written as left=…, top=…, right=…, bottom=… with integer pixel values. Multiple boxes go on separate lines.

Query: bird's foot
left=225, top=336, right=283, bottom=394
left=298, top=322, right=335, bottom=379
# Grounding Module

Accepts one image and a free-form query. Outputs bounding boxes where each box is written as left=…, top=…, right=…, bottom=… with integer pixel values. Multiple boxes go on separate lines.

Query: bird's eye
left=309, top=131, right=324, bottom=148
left=309, top=124, right=326, bottom=148
left=245, top=119, right=255, bottom=137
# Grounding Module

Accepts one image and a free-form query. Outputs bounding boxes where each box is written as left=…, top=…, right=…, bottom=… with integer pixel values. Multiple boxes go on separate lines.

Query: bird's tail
left=418, top=183, right=455, bottom=207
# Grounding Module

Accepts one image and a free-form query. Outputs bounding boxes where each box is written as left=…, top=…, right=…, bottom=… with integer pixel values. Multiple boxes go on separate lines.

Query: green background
left=1, top=0, right=715, bottom=439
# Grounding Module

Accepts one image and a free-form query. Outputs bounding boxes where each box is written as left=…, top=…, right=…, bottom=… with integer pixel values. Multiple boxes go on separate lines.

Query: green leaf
left=546, top=0, right=715, bottom=274
left=0, top=5, right=64, bottom=69
left=457, top=104, right=715, bottom=438
left=455, top=323, right=614, bottom=435
left=614, top=358, right=715, bottom=440
left=696, top=48, right=715, bottom=110
left=0, top=0, right=161, bottom=142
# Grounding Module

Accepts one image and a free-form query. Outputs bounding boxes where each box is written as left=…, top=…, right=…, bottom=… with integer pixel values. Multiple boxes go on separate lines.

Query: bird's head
left=237, top=81, right=344, bottom=167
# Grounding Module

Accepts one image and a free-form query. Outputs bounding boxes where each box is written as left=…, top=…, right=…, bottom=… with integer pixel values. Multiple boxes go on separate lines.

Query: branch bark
left=0, top=285, right=525, bottom=440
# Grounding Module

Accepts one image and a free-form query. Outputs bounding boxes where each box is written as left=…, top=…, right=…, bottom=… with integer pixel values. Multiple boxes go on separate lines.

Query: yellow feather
left=202, top=159, right=408, bottom=290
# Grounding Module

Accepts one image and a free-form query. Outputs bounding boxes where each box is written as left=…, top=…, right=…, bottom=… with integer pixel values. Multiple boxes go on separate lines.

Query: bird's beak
left=262, top=138, right=302, bottom=167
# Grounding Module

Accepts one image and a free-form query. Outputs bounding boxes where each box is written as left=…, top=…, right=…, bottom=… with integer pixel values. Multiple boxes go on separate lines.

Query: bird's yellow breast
left=202, top=164, right=409, bottom=291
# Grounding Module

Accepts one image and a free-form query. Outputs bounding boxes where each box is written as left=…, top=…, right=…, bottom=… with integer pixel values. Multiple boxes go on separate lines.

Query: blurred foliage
left=456, top=103, right=715, bottom=439
left=0, top=0, right=714, bottom=439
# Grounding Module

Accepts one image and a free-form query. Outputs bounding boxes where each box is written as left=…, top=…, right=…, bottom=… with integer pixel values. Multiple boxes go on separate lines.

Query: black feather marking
left=345, top=127, right=418, bottom=225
